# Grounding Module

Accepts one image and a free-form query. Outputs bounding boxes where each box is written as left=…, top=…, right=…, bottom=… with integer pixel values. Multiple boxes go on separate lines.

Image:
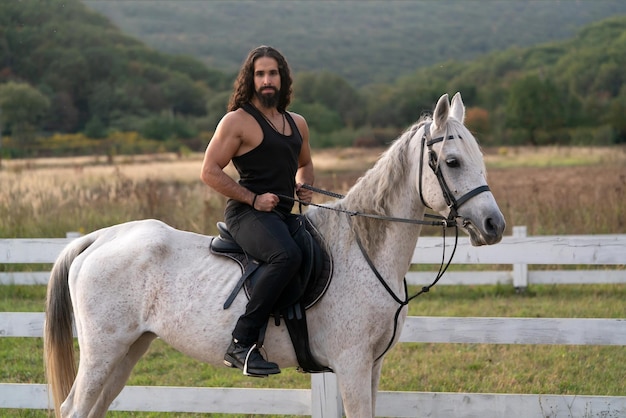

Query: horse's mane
left=310, top=113, right=485, bottom=257
left=337, top=119, right=424, bottom=255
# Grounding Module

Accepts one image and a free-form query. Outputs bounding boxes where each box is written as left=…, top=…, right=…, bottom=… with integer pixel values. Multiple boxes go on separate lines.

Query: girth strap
left=282, top=303, right=333, bottom=373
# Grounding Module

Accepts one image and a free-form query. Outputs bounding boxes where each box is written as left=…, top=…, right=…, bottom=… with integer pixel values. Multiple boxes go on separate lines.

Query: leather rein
left=283, top=123, right=492, bottom=361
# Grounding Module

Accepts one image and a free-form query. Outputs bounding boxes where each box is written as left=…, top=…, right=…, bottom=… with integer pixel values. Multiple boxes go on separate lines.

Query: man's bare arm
left=200, top=113, right=256, bottom=207
left=293, top=113, right=315, bottom=203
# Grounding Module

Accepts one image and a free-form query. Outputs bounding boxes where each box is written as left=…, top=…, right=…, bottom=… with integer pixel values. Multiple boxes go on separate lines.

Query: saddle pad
left=210, top=215, right=333, bottom=312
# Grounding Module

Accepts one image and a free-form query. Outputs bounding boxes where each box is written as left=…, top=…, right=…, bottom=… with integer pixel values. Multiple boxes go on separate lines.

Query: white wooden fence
left=1, top=226, right=625, bottom=417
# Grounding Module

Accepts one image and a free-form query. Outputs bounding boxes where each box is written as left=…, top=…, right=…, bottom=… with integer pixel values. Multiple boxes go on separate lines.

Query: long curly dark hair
left=227, top=45, right=293, bottom=113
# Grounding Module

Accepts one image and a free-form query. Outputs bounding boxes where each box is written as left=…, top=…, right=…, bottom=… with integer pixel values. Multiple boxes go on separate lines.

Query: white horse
left=44, top=93, right=505, bottom=417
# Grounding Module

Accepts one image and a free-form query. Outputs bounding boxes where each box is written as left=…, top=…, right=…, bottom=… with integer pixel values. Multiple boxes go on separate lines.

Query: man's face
left=253, top=56, right=281, bottom=108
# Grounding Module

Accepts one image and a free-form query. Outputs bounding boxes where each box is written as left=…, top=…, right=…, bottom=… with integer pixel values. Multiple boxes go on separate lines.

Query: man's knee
left=270, top=243, right=302, bottom=270
left=287, top=244, right=303, bottom=267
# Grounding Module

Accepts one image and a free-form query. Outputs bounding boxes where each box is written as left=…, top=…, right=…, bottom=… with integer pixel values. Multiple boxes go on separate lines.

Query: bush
left=84, top=117, right=108, bottom=139
left=140, top=116, right=198, bottom=141
left=567, top=125, right=614, bottom=146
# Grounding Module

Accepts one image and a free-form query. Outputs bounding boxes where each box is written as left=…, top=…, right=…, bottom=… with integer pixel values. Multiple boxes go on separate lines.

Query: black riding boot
left=224, top=339, right=281, bottom=377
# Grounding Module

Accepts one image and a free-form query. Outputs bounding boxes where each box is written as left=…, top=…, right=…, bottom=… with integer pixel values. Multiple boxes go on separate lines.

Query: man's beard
left=255, top=87, right=279, bottom=108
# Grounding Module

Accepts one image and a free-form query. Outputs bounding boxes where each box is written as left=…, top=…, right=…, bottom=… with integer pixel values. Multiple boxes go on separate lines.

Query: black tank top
left=231, top=103, right=303, bottom=214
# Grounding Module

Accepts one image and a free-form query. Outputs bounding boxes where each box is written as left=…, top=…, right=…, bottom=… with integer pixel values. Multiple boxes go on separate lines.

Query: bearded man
left=200, top=45, right=315, bottom=377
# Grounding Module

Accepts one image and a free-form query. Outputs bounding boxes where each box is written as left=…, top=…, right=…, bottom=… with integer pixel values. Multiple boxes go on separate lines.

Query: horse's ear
left=450, top=92, right=465, bottom=123
left=433, top=93, right=449, bottom=130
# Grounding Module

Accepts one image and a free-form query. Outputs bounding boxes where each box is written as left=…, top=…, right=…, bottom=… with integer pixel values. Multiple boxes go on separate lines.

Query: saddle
left=210, top=215, right=333, bottom=373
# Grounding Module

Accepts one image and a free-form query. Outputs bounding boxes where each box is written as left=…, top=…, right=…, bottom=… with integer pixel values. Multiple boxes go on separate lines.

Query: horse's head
left=417, top=93, right=505, bottom=246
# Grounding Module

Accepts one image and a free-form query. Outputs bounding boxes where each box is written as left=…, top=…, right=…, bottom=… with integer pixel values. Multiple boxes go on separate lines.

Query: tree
left=505, top=75, right=564, bottom=145
left=607, top=87, right=626, bottom=143
left=289, top=101, right=342, bottom=134
left=465, top=107, right=490, bottom=135
left=0, top=81, right=50, bottom=145
left=84, top=116, right=108, bottom=139
left=205, top=90, right=231, bottom=130
left=43, top=91, right=79, bottom=133
left=294, top=71, right=365, bottom=127
left=161, top=73, right=207, bottom=116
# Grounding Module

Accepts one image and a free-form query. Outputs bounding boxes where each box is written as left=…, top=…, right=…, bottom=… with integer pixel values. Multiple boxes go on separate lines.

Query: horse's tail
left=44, top=234, right=97, bottom=417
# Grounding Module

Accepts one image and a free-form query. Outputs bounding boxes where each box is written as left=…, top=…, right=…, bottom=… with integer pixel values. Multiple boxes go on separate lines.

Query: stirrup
left=224, top=341, right=280, bottom=377
left=243, top=343, right=259, bottom=377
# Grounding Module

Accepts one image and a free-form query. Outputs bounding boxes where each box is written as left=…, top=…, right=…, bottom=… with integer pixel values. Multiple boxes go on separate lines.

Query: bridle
left=295, top=122, right=491, bottom=226
left=418, top=122, right=491, bottom=223
left=282, top=121, right=492, bottom=361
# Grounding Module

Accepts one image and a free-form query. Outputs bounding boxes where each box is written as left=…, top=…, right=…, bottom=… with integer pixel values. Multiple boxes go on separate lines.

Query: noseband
left=418, top=122, right=491, bottom=223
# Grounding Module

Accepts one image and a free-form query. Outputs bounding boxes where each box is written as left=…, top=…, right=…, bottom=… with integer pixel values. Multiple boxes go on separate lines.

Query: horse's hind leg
left=60, top=333, right=155, bottom=418
left=90, top=332, right=157, bottom=416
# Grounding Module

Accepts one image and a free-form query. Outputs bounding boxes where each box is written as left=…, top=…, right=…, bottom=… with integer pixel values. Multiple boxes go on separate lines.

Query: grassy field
left=2, top=284, right=625, bottom=418
left=1, top=145, right=625, bottom=237
left=1, top=146, right=625, bottom=417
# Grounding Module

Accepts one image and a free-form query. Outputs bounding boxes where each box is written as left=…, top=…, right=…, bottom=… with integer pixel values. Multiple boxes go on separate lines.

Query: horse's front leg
left=370, top=359, right=384, bottom=415
left=333, top=351, right=376, bottom=417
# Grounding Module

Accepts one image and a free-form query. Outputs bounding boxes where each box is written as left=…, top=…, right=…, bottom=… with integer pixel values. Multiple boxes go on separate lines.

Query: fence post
left=311, top=372, right=343, bottom=417
left=512, top=225, right=528, bottom=291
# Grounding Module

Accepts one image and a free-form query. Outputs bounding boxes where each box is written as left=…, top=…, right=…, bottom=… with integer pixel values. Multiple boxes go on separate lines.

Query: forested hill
left=1, top=0, right=625, bottom=152
left=0, top=0, right=232, bottom=138
left=84, top=0, right=626, bottom=87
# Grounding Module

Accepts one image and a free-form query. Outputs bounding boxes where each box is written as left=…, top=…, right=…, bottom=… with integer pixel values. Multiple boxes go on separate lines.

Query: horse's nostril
left=485, top=213, right=506, bottom=238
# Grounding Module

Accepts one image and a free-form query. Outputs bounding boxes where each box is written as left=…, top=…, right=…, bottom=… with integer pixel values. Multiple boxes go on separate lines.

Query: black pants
left=225, top=201, right=302, bottom=345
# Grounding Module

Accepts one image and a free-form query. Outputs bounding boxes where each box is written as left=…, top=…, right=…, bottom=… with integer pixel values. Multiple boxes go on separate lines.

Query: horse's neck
left=310, top=160, right=426, bottom=286
left=365, top=186, right=425, bottom=280
left=352, top=140, right=425, bottom=279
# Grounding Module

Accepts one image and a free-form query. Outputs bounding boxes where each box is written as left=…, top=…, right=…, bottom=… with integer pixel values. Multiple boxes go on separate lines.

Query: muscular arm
left=200, top=112, right=256, bottom=206
left=201, top=111, right=280, bottom=211
left=292, top=113, right=315, bottom=203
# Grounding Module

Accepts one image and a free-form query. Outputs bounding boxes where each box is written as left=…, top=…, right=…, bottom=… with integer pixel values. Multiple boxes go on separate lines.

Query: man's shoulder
left=287, top=111, right=308, bottom=131
left=221, top=107, right=255, bottom=127
left=215, top=107, right=262, bottom=147
left=286, top=110, right=303, bottom=120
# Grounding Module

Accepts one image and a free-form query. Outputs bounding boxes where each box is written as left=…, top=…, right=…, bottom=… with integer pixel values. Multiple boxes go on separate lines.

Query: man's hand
left=295, top=183, right=313, bottom=205
left=254, top=193, right=280, bottom=211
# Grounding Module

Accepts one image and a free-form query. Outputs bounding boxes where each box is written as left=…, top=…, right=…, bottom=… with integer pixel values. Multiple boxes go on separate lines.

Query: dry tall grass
left=1, top=146, right=625, bottom=238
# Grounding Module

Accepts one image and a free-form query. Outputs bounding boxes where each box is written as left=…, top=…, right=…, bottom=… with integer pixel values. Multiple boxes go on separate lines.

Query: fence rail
left=1, top=226, right=625, bottom=417
left=2, top=226, right=624, bottom=288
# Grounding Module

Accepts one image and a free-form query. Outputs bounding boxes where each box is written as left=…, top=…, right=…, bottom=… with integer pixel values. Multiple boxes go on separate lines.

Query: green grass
left=1, top=284, right=624, bottom=417
left=1, top=150, right=625, bottom=416
left=0, top=284, right=47, bottom=312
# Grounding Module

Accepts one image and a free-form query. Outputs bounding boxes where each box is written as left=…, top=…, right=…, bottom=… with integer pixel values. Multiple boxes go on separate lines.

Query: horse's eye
left=445, top=158, right=460, bottom=168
